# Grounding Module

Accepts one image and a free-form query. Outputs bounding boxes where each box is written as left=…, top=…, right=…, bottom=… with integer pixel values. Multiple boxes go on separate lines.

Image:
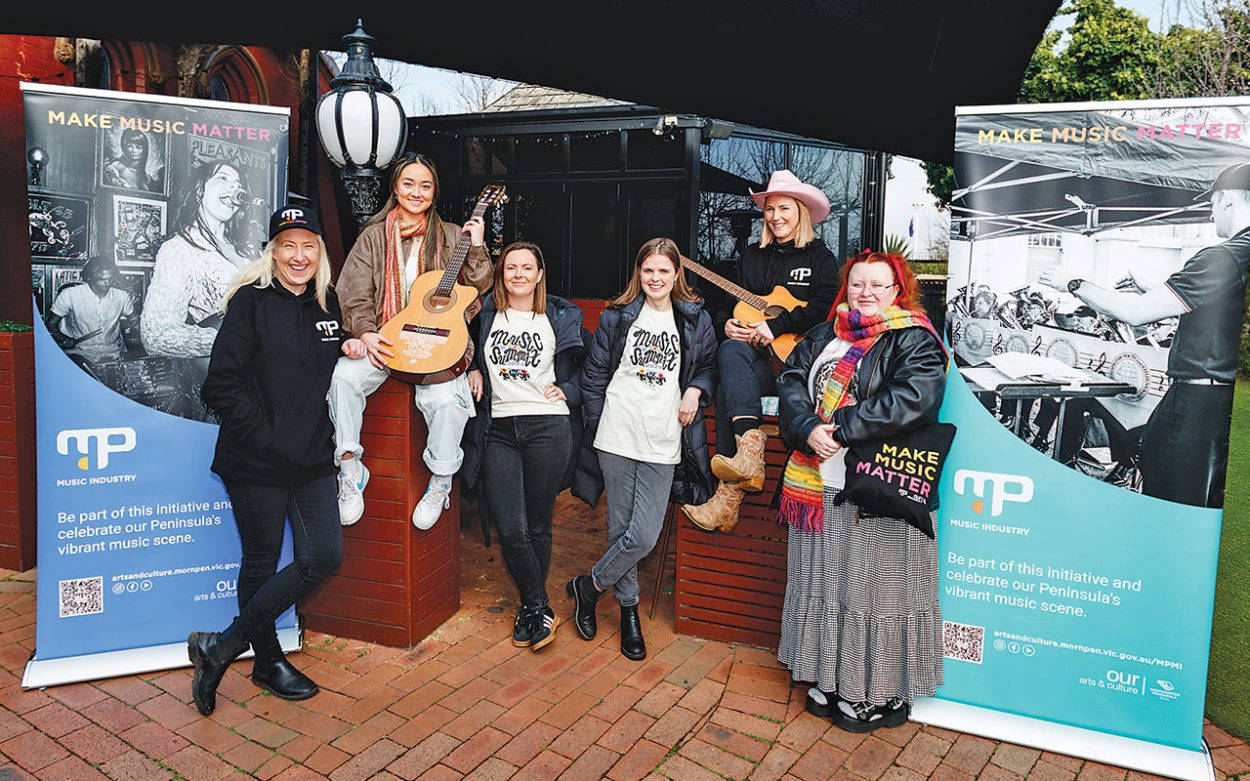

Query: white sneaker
left=337, top=462, right=370, bottom=526
left=412, top=482, right=451, bottom=530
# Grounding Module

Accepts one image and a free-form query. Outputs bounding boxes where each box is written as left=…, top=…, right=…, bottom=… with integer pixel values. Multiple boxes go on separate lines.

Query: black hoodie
left=710, top=237, right=841, bottom=338
left=201, top=281, right=344, bottom=485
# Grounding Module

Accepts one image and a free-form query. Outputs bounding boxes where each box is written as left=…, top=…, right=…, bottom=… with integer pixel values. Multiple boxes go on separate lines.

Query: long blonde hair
left=222, top=236, right=334, bottom=313
left=759, top=196, right=815, bottom=249
left=610, top=237, right=700, bottom=309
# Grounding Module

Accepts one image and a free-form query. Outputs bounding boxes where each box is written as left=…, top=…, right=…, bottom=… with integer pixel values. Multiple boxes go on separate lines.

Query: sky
left=341, top=0, right=1189, bottom=258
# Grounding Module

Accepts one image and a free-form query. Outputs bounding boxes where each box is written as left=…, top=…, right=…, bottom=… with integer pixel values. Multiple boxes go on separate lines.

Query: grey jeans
left=591, top=450, right=675, bottom=607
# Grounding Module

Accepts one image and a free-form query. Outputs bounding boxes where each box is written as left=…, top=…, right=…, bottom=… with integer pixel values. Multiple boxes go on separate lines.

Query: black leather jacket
left=778, top=321, right=946, bottom=457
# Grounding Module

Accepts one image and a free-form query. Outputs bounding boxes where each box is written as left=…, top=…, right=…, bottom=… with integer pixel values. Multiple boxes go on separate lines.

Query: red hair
left=830, top=250, right=925, bottom=318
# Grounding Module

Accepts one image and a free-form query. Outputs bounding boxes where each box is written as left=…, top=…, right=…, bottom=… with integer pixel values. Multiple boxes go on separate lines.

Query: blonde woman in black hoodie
left=187, top=206, right=365, bottom=716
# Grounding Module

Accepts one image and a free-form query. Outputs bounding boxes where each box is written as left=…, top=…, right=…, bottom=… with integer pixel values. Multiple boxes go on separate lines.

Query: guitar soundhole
left=424, top=290, right=456, bottom=312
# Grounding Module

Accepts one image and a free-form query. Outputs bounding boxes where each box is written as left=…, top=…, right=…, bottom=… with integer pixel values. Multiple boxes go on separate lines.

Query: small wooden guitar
left=679, top=255, right=807, bottom=370
left=380, top=184, right=507, bottom=385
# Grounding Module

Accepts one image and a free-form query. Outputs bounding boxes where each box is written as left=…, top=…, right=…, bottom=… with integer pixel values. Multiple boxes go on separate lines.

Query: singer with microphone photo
left=142, top=158, right=263, bottom=421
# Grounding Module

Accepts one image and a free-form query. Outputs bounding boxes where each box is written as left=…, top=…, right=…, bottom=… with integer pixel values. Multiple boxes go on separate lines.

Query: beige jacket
left=337, top=219, right=493, bottom=336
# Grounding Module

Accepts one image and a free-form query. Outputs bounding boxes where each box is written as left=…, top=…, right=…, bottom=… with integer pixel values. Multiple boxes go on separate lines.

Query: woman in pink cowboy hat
left=683, top=169, right=841, bottom=532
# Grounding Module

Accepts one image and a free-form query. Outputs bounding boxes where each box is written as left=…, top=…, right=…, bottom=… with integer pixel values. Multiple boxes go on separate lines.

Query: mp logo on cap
left=281, top=208, right=304, bottom=222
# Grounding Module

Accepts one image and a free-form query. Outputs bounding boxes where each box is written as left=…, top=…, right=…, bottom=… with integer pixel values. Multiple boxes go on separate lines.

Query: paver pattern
left=0, top=493, right=1244, bottom=780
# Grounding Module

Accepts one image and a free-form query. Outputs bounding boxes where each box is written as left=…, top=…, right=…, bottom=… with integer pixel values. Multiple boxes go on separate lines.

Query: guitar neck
left=435, top=201, right=489, bottom=296
left=679, top=255, right=770, bottom=311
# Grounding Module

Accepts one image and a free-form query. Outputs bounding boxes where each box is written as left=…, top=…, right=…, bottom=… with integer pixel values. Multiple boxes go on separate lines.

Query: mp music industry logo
left=953, top=469, right=1033, bottom=516
left=56, top=427, right=136, bottom=471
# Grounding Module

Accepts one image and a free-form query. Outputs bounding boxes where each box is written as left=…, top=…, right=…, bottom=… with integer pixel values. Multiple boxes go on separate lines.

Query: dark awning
left=5, top=0, right=1060, bottom=163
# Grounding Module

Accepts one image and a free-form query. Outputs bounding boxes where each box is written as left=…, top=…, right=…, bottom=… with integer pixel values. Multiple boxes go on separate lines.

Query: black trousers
left=223, top=474, right=343, bottom=658
left=1139, top=383, right=1233, bottom=508
left=714, top=339, right=777, bottom=458
left=480, top=414, right=571, bottom=609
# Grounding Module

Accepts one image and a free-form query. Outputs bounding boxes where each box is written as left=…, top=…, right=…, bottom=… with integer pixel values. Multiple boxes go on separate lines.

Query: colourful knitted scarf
left=778, top=304, right=939, bottom=532
left=380, top=208, right=442, bottom=324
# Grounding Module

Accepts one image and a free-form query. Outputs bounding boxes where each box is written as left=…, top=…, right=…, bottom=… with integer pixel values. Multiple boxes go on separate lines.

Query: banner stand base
left=912, top=698, right=1213, bottom=781
left=20, top=622, right=302, bottom=690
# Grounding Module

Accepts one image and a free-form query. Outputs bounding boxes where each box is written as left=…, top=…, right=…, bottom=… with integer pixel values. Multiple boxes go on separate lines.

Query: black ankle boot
left=252, top=654, right=319, bottom=701
left=566, top=575, right=602, bottom=640
left=187, top=631, right=245, bottom=716
left=619, top=604, right=646, bottom=661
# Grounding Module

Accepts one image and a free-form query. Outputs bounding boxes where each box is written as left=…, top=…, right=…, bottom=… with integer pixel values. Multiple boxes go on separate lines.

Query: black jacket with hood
left=711, top=238, right=841, bottom=338
left=201, top=282, right=344, bottom=486
left=460, top=293, right=586, bottom=490
left=572, top=296, right=718, bottom=507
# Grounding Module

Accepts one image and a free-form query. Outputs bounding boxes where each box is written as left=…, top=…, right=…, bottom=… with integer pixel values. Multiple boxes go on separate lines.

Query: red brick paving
left=0, top=492, right=1244, bottom=780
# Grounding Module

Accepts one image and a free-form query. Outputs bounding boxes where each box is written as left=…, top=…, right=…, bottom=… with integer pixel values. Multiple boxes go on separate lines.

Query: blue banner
left=21, top=84, right=293, bottom=684
left=925, top=98, right=1250, bottom=773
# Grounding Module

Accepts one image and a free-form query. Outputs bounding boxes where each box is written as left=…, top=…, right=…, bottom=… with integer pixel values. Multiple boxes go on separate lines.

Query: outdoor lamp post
left=316, top=19, right=407, bottom=225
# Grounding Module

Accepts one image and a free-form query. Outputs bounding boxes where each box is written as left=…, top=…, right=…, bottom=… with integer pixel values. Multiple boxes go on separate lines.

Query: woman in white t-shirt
left=460, top=242, right=585, bottom=652
left=567, top=238, right=718, bottom=661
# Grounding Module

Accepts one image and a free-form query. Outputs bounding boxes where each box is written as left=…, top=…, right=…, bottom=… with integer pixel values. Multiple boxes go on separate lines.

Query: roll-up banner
left=20, top=84, right=295, bottom=688
left=913, top=97, right=1250, bottom=781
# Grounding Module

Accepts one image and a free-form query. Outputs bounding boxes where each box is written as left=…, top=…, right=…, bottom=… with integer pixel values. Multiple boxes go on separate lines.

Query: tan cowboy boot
left=683, top=481, right=745, bottom=533
left=711, top=429, right=767, bottom=493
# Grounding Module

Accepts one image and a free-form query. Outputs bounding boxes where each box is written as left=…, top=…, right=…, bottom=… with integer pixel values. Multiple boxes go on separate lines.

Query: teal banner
left=934, top=98, right=1249, bottom=758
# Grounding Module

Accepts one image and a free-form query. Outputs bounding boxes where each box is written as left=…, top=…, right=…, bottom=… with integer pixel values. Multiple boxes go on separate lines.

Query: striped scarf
left=381, top=208, right=442, bottom=324
left=778, top=304, right=938, bottom=533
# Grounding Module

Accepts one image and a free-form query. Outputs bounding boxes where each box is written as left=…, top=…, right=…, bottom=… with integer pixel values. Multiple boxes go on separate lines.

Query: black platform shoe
left=187, top=631, right=243, bottom=716
left=832, top=698, right=909, bottom=733
left=805, top=688, right=835, bottom=718
left=251, top=655, right=319, bottom=701
left=619, top=604, right=646, bottom=661
left=566, top=575, right=602, bottom=640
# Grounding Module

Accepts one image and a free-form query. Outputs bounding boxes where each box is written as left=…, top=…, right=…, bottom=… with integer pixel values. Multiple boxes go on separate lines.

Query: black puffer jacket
left=711, top=238, right=841, bottom=338
left=778, top=322, right=946, bottom=457
left=572, top=296, right=718, bottom=507
left=460, top=294, right=585, bottom=491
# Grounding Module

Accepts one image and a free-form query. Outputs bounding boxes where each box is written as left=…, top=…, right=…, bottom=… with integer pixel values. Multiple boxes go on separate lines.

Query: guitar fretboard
left=679, top=256, right=770, bottom=311
left=435, top=199, right=492, bottom=298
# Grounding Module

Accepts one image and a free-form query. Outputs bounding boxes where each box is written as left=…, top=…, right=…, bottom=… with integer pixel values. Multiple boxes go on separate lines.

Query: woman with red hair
left=775, top=250, right=946, bottom=733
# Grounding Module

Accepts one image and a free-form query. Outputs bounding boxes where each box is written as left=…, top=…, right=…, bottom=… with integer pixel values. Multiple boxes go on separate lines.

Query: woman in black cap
left=187, top=206, right=366, bottom=716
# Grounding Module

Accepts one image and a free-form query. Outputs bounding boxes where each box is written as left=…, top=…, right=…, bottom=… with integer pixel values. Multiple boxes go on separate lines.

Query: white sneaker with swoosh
left=337, top=462, right=369, bottom=526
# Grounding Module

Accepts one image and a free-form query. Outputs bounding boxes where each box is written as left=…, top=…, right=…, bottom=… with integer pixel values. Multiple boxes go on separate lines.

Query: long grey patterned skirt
left=777, top=490, right=943, bottom=705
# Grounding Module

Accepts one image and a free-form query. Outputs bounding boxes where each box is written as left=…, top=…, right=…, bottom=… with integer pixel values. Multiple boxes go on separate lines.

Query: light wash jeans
left=327, top=355, right=474, bottom=476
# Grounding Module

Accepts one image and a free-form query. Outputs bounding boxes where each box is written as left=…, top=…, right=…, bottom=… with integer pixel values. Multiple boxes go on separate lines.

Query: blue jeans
left=223, top=474, right=343, bottom=657
left=715, top=340, right=776, bottom=457
left=592, top=450, right=675, bottom=607
left=481, top=415, right=571, bottom=609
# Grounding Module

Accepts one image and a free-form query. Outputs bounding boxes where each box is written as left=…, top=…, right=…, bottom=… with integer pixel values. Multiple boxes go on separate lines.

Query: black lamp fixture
left=315, top=20, right=407, bottom=225
left=27, top=147, right=48, bottom=188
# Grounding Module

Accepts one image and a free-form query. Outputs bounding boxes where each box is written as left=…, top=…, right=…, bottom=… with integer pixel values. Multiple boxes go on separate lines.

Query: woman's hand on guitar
left=677, top=387, right=702, bottom=426
left=463, top=216, right=486, bottom=247
left=725, top=318, right=756, bottom=342
left=341, top=338, right=367, bottom=360
left=543, top=384, right=567, bottom=402
left=360, top=332, right=394, bottom=369
left=806, top=423, right=841, bottom=460
left=749, top=322, right=775, bottom=347
left=467, top=369, right=483, bottom=401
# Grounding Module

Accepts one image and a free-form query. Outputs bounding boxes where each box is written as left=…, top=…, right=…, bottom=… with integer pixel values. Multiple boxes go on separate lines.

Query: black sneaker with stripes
left=529, top=606, right=561, bottom=651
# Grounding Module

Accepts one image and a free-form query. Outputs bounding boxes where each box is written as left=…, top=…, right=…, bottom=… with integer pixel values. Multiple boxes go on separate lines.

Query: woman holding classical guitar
left=683, top=169, right=841, bottom=533
left=460, top=241, right=585, bottom=651
left=330, top=153, right=492, bottom=529
left=568, top=238, right=717, bottom=660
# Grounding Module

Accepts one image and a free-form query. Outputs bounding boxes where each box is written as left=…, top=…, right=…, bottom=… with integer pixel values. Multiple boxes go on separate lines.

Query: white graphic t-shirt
left=484, top=309, right=567, bottom=418
left=808, top=337, right=854, bottom=488
left=595, top=304, right=682, bottom=464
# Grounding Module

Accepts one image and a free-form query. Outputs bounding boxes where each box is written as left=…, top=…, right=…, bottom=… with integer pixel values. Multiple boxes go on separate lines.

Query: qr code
left=943, top=620, right=984, bottom=664
left=58, top=577, right=104, bottom=618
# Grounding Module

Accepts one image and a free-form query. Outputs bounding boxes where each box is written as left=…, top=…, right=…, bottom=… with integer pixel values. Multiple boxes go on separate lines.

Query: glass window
left=463, top=136, right=510, bottom=176
left=700, top=136, right=784, bottom=186
left=696, top=192, right=759, bottom=265
left=511, top=184, right=568, bottom=294
left=569, top=183, right=621, bottom=298
left=570, top=131, right=620, bottom=171
left=515, top=134, right=564, bottom=173
left=789, top=144, right=865, bottom=262
left=627, top=129, right=684, bottom=170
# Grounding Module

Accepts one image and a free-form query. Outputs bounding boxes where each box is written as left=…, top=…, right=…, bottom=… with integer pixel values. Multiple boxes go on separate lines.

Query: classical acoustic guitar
left=380, top=184, right=507, bottom=384
left=679, top=255, right=807, bottom=371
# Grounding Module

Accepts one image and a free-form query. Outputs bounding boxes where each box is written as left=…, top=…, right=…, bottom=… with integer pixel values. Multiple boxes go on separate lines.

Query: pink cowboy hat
left=750, top=169, right=831, bottom=223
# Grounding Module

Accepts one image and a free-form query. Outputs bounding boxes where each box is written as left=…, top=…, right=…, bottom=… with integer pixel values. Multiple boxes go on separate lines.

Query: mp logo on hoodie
left=315, top=320, right=341, bottom=341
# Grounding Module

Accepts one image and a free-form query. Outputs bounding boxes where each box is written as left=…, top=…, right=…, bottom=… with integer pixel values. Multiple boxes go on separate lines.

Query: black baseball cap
left=1196, top=163, right=1250, bottom=201
left=268, top=205, right=323, bottom=240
